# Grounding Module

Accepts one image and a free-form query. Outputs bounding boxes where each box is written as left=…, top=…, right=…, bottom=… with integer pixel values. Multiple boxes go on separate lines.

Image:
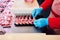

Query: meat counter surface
left=4, top=26, right=42, bottom=33
left=2, top=0, right=40, bottom=33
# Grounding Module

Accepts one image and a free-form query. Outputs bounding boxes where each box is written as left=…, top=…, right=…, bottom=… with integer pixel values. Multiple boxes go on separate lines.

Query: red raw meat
left=24, top=16, right=29, bottom=24
left=24, top=0, right=34, bottom=3
left=15, top=17, right=19, bottom=24
left=28, top=16, right=33, bottom=24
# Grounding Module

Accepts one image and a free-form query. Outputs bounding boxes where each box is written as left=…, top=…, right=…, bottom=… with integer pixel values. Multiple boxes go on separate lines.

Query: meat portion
left=28, top=15, right=33, bottom=24
left=15, top=15, right=35, bottom=25
left=19, top=16, right=22, bottom=24
left=24, top=15, right=29, bottom=24
left=24, top=0, right=34, bottom=3
left=15, top=17, right=19, bottom=24
left=20, top=16, right=25, bottom=24
left=0, top=10, right=14, bottom=27
left=0, top=0, right=14, bottom=27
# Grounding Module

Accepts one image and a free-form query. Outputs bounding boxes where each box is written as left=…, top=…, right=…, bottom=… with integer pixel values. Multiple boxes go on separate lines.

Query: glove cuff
left=39, top=7, right=43, bottom=10
left=45, top=18, right=48, bottom=25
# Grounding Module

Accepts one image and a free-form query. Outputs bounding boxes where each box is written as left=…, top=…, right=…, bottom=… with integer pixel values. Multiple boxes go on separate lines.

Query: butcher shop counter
left=3, top=25, right=55, bottom=35
left=3, top=0, right=43, bottom=33
left=4, top=25, right=42, bottom=33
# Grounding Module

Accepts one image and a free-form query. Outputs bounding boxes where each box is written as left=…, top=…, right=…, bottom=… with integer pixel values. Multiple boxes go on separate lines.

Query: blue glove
left=34, top=18, right=48, bottom=28
left=32, top=7, right=43, bottom=18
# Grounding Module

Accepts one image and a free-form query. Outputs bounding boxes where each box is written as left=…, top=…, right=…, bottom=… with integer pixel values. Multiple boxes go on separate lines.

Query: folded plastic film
left=11, top=0, right=39, bottom=15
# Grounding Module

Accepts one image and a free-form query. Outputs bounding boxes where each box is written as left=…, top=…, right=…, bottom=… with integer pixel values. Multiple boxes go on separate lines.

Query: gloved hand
left=34, top=18, right=48, bottom=28
left=32, top=7, right=43, bottom=18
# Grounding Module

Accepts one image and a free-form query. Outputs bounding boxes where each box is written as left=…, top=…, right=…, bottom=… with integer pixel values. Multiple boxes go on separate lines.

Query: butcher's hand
left=32, top=7, right=43, bottom=18
left=33, top=18, right=48, bottom=28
